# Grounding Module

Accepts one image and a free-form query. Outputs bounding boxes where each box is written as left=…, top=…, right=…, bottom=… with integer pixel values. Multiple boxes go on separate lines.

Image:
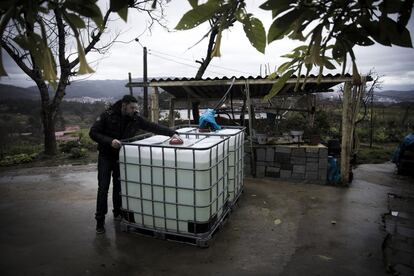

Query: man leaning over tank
left=89, top=95, right=178, bottom=234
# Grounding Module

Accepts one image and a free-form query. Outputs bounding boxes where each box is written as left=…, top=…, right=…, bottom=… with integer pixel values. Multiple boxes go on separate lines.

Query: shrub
left=60, top=140, right=81, bottom=153
left=69, top=147, right=88, bottom=159
left=0, top=153, right=38, bottom=167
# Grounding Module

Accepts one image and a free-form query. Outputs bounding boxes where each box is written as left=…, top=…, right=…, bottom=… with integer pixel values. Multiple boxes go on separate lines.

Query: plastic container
left=119, top=134, right=230, bottom=235
left=175, top=125, right=245, bottom=204
left=255, top=134, right=267, bottom=145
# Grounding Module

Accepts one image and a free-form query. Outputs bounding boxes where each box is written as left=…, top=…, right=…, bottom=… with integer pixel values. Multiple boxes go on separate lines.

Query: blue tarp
left=392, top=132, right=414, bottom=164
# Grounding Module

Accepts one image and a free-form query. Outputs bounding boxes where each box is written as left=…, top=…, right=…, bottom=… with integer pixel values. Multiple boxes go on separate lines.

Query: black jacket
left=89, top=100, right=176, bottom=157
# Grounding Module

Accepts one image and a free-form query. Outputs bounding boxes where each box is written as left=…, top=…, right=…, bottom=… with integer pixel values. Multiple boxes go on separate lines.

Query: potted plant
left=307, top=126, right=321, bottom=145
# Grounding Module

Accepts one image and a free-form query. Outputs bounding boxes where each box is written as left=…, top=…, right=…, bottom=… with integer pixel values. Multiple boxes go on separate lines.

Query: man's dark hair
left=122, top=95, right=138, bottom=104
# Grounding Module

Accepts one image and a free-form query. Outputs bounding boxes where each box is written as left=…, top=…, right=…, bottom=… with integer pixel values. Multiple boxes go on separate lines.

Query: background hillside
left=0, top=80, right=143, bottom=101
left=1, top=81, right=413, bottom=103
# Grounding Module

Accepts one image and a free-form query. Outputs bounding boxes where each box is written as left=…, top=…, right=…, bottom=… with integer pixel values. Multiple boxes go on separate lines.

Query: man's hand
left=111, top=139, right=122, bottom=149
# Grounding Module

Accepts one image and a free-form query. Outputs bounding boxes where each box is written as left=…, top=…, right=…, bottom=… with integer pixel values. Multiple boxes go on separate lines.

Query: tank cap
left=169, top=136, right=184, bottom=145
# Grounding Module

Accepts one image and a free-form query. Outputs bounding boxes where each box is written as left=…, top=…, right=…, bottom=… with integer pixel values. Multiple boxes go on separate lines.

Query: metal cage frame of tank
left=119, top=133, right=231, bottom=246
left=175, top=125, right=246, bottom=207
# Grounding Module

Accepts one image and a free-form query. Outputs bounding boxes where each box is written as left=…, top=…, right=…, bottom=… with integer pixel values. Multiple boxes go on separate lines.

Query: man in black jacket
left=89, top=95, right=177, bottom=234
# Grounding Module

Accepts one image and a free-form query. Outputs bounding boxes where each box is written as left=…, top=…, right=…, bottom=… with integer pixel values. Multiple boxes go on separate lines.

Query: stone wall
left=245, top=145, right=328, bottom=184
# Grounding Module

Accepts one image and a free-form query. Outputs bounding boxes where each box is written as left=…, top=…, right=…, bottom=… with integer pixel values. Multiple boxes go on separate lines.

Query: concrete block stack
left=254, top=145, right=328, bottom=184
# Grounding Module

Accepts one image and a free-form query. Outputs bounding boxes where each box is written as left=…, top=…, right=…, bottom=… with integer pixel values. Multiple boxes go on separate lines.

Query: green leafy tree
left=176, top=0, right=413, bottom=99
left=0, top=0, right=167, bottom=155
left=262, top=0, right=413, bottom=99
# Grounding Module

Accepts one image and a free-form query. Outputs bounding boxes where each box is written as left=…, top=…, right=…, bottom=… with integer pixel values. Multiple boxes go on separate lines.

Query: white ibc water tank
left=176, top=126, right=245, bottom=203
left=119, top=134, right=229, bottom=234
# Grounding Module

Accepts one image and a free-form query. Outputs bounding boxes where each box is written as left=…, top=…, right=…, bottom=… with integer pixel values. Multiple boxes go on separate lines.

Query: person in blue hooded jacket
left=199, top=108, right=221, bottom=130
left=392, top=127, right=414, bottom=172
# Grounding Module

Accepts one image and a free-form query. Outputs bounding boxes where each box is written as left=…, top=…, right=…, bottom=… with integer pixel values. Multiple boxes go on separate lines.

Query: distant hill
left=0, top=80, right=143, bottom=101
left=0, top=84, right=38, bottom=100
left=375, top=90, right=414, bottom=102
left=1, top=81, right=413, bottom=103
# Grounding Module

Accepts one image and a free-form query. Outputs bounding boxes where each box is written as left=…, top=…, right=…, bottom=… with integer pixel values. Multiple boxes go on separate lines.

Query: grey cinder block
left=306, top=153, right=319, bottom=158
left=266, top=166, right=280, bottom=178
left=319, top=159, right=328, bottom=168
left=280, top=170, right=292, bottom=178
left=256, top=165, right=266, bottom=177
left=291, top=157, right=306, bottom=165
left=318, top=168, right=327, bottom=180
left=256, top=148, right=266, bottom=161
left=275, top=153, right=290, bottom=163
left=306, top=162, right=318, bottom=172
left=319, top=148, right=328, bottom=158
left=306, top=157, right=319, bottom=163
left=266, top=148, right=275, bottom=162
left=293, top=165, right=306, bottom=173
left=306, top=172, right=318, bottom=180
left=292, top=173, right=305, bottom=179
left=275, top=146, right=291, bottom=153
left=306, top=147, right=319, bottom=154
left=292, top=148, right=306, bottom=157
left=281, top=163, right=293, bottom=170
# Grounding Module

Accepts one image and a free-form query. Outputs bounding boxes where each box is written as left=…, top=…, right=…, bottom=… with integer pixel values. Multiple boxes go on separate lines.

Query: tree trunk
left=42, top=110, right=57, bottom=155
left=37, top=82, right=58, bottom=156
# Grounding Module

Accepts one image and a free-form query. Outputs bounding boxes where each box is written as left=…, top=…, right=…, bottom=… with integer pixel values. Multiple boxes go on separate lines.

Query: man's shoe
left=96, top=226, right=105, bottom=234
left=96, top=220, right=105, bottom=234
left=114, top=213, right=122, bottom=222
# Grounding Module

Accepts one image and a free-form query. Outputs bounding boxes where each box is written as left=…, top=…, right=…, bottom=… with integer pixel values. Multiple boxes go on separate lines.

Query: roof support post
left=168, top=98, right=175, bottom=128
left=187, top=95, right=191, bottom=125
left=340, top=78, right=365, bottom=185
left=246, top=80, right=256, bottom=177
left=150, top=86, right=159, bottom=123
left=341, top=81, right=352, bottom=185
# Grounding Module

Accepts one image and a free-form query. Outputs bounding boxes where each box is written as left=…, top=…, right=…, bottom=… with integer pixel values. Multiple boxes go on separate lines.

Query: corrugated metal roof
left=126, top=74, right=359, bottom=100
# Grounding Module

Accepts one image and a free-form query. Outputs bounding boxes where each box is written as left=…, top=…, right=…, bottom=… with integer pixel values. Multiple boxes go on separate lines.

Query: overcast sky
left=1, top=0, right=414, bottom=90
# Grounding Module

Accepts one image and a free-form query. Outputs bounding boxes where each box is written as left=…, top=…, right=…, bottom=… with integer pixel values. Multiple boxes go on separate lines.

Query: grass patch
left=356, top=143, right=397, bottom=164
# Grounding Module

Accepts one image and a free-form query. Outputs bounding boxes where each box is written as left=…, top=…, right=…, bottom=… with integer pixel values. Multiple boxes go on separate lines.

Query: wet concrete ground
left=0, top=162, right=412, bottom=276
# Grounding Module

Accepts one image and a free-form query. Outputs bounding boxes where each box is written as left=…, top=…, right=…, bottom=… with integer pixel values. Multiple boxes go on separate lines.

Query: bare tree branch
left=68, top=9, right=112, bottom=70
left=0, top=40, right=35, bottom=79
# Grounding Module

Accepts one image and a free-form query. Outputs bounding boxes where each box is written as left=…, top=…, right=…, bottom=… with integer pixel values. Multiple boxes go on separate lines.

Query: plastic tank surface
left=176, top=126, right=245, bottom=203
left=119, top=134, right=229, bottom=235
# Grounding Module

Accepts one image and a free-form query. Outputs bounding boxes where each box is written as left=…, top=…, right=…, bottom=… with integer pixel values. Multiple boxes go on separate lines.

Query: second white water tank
left=176, top=126, right=245, bottom=203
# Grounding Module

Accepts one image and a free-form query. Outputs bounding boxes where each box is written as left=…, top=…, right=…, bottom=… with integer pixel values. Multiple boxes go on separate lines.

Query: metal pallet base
left=228, top=187, right=244, bottom=210
left=120, top=207, right=231, bottom=248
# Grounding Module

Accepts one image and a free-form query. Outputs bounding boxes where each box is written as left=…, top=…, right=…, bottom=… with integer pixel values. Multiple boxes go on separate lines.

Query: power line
left=148, top=52, right=227, bottom=76
left=149, top=49, right=255, bottom=75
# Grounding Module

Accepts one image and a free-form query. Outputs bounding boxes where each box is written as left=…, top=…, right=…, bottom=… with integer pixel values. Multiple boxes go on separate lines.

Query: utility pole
left=143, top=46, right=148, bottom=118
left=370, top=89, right=374, bottom=148
left=128, top=72, right=133, bottom=96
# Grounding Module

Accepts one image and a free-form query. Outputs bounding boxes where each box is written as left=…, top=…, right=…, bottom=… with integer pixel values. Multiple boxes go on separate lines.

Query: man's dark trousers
left=95, top=153, right=121, bottom=222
